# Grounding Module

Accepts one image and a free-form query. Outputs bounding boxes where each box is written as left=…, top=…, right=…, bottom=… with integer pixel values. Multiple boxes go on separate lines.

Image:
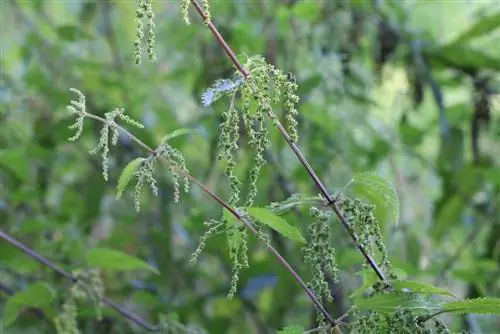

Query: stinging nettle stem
left=189, top=0, right=388, bottom=284
left=84, top=110, right=338, bottom=326
left=0, top=230, right=157, bottom=331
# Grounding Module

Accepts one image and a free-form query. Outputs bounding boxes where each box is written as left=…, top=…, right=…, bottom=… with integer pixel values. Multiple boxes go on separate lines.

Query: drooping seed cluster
left=54, top=269, right=105, bottom=334
left=351, top=308, right=450, bottom=334
left=134, top=0, right=156, bottom=64
left=132, top=156, right=157, bottom=212
left=89, top=108, right=144, bottom=182
left=217, top=94, right=242, bottom=206
left=158, top=143, right=190, bottom=203
left=54, top=298, right=79, bottom=334
left=303, top=207, right=339, bottom=327
left=67, top=88, right=86, bottom=141
left=226, top=222, right=249, bottom=299
left=240, top=95, right=271, bottom=207
left=67, top=88, right=190, bottom=211
left=181, top=0, right=211, bottom=25
left=189, top=219, right=225, bottom=265
left=67, top=89, right=145, bottom=182
left=338, top=196, right=390, bottom=272
left=191, top=55, right=301, bottom=299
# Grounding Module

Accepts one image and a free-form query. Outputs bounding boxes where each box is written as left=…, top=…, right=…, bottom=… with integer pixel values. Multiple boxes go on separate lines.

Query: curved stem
left=83, top=111, right=337, bottom=326
left=189, top=0, right=388, bottom=284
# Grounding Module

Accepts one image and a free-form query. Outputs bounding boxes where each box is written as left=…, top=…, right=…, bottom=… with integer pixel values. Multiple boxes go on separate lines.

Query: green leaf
left=57, top=25, right=91, bottom=41
left=86, top=248, right=159, bottom=275
left=0, top=148, right=30, bottom=182
left=349, top=269, right=379, bottom=299
left=3, top=282, right=55, bottom=327
left=292, top=2, right=322, bottom=21
left=350, top=172, right=400, bottom=227
left=425, top=44, right=500, bottom=72
left=354, top=292, right=442, bottom=314
left=442, top=297, right=500, bottom=315
left=268, top=194, right=323, bottom=215
left=116, top=157, right=145, bottom=199
left=160, top=128, right=200, bottom=144
left=278, top=325, right=305, bottom=334
left=223, top=207, right=244, bottom=252
left=433, top=195, right=464, bottom=241
left=391, top=280, right=457, bottom=298
left=449, top=12, right=500, bottom=45
left=245, top=207, right=306, bottom=243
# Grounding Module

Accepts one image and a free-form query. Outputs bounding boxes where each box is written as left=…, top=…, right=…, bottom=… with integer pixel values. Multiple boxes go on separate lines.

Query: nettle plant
left=62, top=0, right=500, bottom=333
left=4, top=1, right=500, bottom=334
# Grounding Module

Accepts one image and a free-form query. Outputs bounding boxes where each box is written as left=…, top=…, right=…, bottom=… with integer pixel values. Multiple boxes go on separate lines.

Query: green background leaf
left=351, top=172, right=400, bottom=228
left=2, top=283, right=55, bottom=327
left=86, top=248, right=159, bottom=275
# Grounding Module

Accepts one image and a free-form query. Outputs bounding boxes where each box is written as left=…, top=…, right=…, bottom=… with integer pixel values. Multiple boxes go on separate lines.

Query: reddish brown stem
left=85, top=111, right=338, bottom=326
left=189, top=0, right=388, bottom=284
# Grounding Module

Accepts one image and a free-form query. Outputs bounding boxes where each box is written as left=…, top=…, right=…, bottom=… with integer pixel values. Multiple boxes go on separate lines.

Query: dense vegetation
left=1, top=1, right=499, bottom=333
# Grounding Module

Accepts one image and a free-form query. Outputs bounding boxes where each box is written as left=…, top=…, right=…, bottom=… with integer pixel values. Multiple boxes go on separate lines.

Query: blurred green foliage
left=1, top=0, right=499, bottom=333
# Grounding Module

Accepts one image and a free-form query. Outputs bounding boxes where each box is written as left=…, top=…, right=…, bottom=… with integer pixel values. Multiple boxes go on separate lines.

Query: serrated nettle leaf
left=116, top=157, right=145, bottom=199
left=86, top=248, right=159, bottom=275
left=3, top=282, right=55, bottom=327
left=391, top=280, right=457, bottom=298
left=442, top=297, right=500, bottom=315
left=245, top=207, right=306, bottom=243
left=160, top=128, right=200, bottom=144
left=354, top=292, right=442, bottom=314
left=351, top=172, right=400, bottom=227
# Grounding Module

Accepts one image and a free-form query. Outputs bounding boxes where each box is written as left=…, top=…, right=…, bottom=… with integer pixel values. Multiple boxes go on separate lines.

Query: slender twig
left=189, top=0, right=388, bottom=284
left=0, top=230, right=157, bottom=332
left=82, top=111, right=337, bottom=326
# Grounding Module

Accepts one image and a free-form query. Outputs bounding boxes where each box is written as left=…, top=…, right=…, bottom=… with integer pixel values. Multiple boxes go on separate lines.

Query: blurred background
left=1, top=0, right=499, bottom=333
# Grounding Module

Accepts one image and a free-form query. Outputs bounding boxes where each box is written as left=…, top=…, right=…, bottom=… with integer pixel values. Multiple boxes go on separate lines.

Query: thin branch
left=189, top=0, right=388, bottom=284
left=0, top=230, right=157, bottom=332
left=82, top=111, right=338, bottom=326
